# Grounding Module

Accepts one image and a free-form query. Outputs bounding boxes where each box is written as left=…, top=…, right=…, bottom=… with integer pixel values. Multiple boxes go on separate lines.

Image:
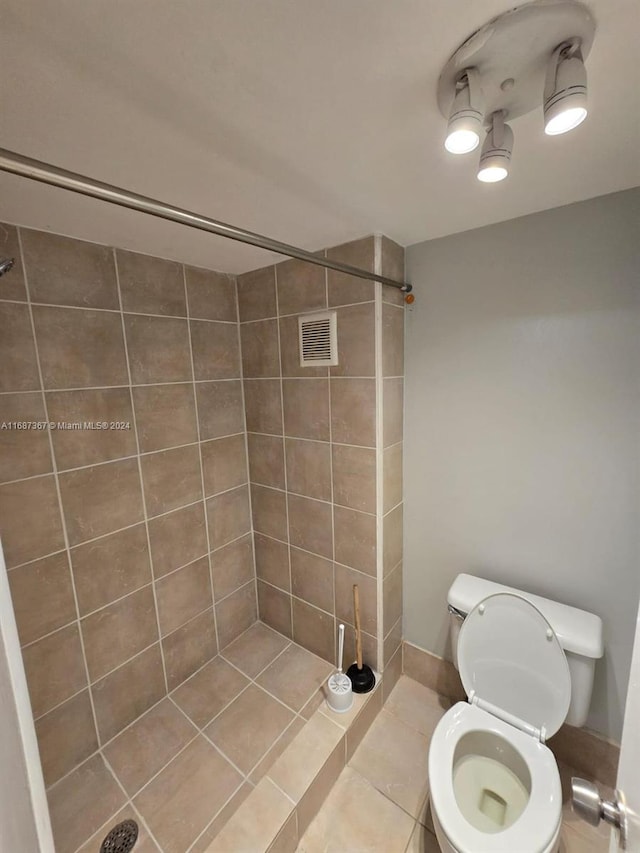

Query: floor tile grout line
left=167, top=695, right=249, bottom=781
left=169, top=682, right=252, bottom=736
left=113, top=725, right=202, bottom=804
left=266, top=775, right=298, bottom=806
left=97, top=751, right=166, bottom=853
left=182, top=779, right=250, bottom=853
left=45, top=689, right=180, bottom=793
left=168, top=652, right=318, bottom=785
left=347, top=751, right=430, bottom=829
left=182, top=264, right=221, bottom=655
left=17, top=226, right=104, bottom=753
left=217, top=632, right=330, bottom=718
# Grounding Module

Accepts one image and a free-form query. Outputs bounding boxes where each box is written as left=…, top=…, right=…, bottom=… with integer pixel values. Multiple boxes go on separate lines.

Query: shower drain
left=99, top=819, right=138, bottom=853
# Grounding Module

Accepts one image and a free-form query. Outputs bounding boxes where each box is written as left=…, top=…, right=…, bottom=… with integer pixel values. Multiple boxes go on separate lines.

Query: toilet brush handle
left=337, top=623, right=345, bottom=674
left=353, top=585, right=363, bottom=670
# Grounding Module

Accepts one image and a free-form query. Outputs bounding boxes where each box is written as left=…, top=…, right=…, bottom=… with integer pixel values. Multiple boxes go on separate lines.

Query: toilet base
left=431, top=799, right=562, bottom=853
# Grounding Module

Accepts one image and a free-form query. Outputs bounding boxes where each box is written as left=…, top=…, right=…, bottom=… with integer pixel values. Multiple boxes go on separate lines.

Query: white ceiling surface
left=0, top=0, right=638, bottom=274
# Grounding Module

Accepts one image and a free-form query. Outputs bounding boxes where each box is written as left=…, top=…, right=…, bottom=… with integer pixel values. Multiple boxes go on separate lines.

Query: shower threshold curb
left=204, top=670, right=385, bottom=852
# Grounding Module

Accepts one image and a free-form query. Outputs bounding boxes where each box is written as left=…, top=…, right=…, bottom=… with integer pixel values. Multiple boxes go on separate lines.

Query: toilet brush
left=326, top=623, right=354, bottom=713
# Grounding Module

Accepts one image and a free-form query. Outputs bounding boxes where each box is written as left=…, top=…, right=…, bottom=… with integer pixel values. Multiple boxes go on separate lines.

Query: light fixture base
left=437, top=1, right=595, bottom=124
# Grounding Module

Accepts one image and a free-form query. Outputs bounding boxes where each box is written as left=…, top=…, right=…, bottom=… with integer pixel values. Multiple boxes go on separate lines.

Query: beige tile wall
left=0, top=224, right=256, bottom=787
left=380, top=237, right=405, bottom=685
left=239, top=236, right=405, bottom=674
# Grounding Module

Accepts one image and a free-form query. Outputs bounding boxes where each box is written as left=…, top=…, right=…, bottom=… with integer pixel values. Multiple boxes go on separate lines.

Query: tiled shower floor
left=46, top=622, right=332, bottom=853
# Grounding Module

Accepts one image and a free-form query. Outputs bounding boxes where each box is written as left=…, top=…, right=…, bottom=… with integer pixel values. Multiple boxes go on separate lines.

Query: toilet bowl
left=428, top=592, right=572, bottom=853
left=429, top=703, right=562, bottom=852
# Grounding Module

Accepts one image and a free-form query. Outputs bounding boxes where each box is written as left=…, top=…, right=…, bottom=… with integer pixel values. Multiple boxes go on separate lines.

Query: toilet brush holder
left=326, top=624, right=354, bottom=713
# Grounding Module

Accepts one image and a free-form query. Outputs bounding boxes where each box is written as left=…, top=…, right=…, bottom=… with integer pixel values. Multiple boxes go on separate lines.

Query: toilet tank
left=447, top=574, right=603, bottom=728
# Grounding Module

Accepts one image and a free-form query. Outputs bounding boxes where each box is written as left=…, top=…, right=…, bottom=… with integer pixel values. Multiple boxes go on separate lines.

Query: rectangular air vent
left=298, top=311, right=338, bottom=367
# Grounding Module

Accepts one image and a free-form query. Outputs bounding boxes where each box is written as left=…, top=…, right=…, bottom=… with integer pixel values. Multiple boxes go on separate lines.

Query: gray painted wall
left=404, top=188, right=640, bottom=741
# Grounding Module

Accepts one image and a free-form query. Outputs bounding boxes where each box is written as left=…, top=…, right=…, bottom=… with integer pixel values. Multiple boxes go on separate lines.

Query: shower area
left=0, top=220, right=405, bottom=853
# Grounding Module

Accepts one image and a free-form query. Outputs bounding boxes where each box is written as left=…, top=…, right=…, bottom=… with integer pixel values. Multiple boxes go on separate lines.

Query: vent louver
left=298, top=311, right=338, bottom=367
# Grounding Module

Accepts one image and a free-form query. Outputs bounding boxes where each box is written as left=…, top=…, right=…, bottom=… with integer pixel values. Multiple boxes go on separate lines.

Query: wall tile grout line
left=272, top=264, right=294, bottom=638
left=247, top=430, right=377, bottom=451
left=16, top=226, right=104, bottom=754
left=0, top=377, right=246, bottom=396
left=374, top=237, right=386, bottom=672
left=0, top=372, right=403, bottom=397
left=326, top=264, right=338, bottom=664
left=113, top=247, right=170, bottom=696
left=233, top=271, right=260, bottom=647
left=182, top=263, right=222, bottom=657
left=247, top=480, right=379, bottom=515
left=0, top=445, right=248, bottom=487
left=246, top=522, right=380, bottom=580
left=252, top=579, right=377, bottom=648
left=236, top=298, right=376, bottom=324
left=7, top=516, right=255, bottom=577
left=0, top=293, right=241, bottom=325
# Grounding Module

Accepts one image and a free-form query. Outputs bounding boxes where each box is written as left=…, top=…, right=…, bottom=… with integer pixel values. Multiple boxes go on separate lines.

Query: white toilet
left=428, top=574, right=603, bottom=853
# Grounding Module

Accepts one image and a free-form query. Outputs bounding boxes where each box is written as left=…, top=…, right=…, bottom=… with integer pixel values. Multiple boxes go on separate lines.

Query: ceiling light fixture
left=543, top=40, right=588, bottom=135
left=444, top=69, right=483, bottom=154
left=436, top=0, right=595, bottom=187
left=477, top=112, right=514, bottom=183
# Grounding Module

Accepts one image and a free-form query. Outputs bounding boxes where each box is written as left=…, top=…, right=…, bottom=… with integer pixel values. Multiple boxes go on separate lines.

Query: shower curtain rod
left=0, top=148, right=412, bottom=293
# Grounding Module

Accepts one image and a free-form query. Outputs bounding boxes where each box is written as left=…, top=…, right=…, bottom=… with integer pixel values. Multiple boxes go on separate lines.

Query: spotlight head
left=544, top=41, right=587, bottom=135
left=444, top=69, right=483, bottom=154
left=477, top=112, right=513, bottom=183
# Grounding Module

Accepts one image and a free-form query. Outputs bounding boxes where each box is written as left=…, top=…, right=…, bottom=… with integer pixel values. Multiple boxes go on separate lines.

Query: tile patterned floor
left=47, top=652, right=612, bottom=853
left=46, top=621, right=331, bottom=853
left=298, top=675, right=611, bottom=853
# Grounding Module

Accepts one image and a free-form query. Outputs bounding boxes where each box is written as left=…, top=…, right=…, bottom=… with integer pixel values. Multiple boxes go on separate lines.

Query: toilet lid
left=458, top=592, right=571, bottom=738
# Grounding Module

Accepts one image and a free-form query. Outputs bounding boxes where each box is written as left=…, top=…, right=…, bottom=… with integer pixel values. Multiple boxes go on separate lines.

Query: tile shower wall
left=238, top=236, right=405, bottom=677
left=0, top=223, right=256, bottom=788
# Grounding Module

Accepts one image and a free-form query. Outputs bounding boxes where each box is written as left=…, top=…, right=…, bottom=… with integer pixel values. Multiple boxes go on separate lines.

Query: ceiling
left=0, top=0, right=638, bottom=274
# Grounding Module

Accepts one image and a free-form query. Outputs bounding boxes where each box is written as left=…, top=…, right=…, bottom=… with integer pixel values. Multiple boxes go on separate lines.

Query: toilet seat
left=457, top=592, right=571, bottom=741
left=428, top=702, right=563, bottom=853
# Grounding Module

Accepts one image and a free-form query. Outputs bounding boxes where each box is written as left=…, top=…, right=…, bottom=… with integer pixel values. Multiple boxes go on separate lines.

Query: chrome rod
left=0, top=148, right=412, bottom=292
